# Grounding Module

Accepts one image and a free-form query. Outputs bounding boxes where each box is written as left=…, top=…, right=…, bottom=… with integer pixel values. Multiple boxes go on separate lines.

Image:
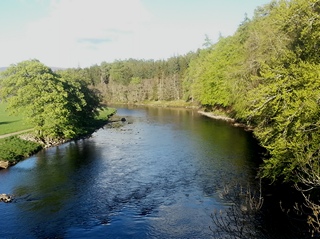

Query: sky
left=0, top=0, right=271, bottom=68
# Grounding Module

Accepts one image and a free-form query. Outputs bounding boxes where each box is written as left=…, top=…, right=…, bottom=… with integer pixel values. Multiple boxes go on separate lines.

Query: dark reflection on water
left=0, top=106, right=306, bottom=238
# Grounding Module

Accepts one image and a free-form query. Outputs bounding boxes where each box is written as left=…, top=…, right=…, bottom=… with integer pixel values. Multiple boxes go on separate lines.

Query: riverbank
left=109, top=100, right=254, bottom=131
left=125, top=100, right=199, bottom=109
left=0, top=107, right=116, bottom=170
left=0, top=137, right=43, bottom=169
left=197, top=111, right=254, bottom=131
left=1, top=101, right=254, bottom=172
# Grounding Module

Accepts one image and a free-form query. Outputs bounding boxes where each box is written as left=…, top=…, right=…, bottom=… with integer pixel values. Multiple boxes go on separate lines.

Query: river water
left=0, top=106, right=308, bottom=238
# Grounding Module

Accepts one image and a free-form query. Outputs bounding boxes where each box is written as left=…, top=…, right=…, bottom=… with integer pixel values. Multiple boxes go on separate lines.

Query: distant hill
left=0, top=67, right=7, bottom=72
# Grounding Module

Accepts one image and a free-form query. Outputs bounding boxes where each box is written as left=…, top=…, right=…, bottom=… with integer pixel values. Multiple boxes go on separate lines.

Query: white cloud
left=19, top=0, right=221, bottom=68
left=20, top=0, right=152, bottom=67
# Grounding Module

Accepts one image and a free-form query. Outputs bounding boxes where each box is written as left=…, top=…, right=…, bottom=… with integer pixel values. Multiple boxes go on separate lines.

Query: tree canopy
left=0, top=60, right=101, bottom=141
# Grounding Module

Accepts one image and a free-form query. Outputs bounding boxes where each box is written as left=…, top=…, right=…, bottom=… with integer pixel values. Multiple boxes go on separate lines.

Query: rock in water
left=0, top=194, right=13, bottom=203
left=0, top=161, right=9, bottom=169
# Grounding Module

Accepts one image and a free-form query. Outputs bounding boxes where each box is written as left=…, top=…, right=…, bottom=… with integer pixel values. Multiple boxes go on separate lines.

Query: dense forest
left=73, top=0, right=320, bottom=234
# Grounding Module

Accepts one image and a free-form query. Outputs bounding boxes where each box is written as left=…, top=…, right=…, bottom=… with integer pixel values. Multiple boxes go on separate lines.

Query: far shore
left=197, top=111, right=254, bottom=131
left=108, top=101, right=254, bottom=131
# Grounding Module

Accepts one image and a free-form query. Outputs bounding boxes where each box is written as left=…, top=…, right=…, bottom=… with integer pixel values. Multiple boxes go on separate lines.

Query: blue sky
left=0, top=0, right=271, bottom=68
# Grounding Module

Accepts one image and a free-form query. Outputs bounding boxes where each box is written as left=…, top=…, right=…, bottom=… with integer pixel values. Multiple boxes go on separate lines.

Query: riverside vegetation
left=0, top=61, right=116, bottom=168
left=0, top=104, right=115, bottom=168
left=0, top=0, right=319, bottom=235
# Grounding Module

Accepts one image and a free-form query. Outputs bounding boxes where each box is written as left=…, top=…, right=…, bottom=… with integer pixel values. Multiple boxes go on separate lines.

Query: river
left=0, top=106, right=308, bottom=238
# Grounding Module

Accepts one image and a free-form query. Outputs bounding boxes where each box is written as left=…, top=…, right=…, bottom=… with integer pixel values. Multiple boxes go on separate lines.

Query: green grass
left=0, top=102, right=32, bottom=135
left=96, top=107, right=117, bottom=120
left=0, top=105, right=116, bottom=163
left=0, top=102, right=115, bottom=137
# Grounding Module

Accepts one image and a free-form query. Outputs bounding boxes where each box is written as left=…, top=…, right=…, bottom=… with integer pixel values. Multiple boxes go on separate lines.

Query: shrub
left=0, top=136, right=42, bottom=162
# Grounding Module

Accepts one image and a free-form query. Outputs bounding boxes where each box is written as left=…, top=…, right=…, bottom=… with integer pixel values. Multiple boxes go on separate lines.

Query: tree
left=202, top=34, right=213, bottom=48
left=188, top=36, right=239, bottom=109
left=282, top=0, right=320, bottom=63
left=109, top=61, right=133, bottom=85
left=246, top=62, right=320, bottom=181
left=85, top=64, right=102, bottom=86
left=0, top=60, right=101, bottom=141
left=58, top=69, right=102, bottom=127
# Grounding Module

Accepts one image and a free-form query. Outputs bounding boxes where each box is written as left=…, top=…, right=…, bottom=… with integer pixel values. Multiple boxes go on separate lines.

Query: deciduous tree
left=0, top=60, right=101, bottom=141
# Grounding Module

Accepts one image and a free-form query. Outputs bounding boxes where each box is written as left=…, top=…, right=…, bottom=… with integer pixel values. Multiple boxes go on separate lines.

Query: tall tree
left=0, top=60, right=101, bottom=141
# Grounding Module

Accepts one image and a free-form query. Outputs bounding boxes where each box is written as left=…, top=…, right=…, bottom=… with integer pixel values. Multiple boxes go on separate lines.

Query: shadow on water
left=9, top=140, right=100, bottom=238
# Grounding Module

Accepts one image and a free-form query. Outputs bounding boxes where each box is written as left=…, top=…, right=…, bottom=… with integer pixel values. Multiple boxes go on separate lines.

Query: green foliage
left=182, top=0, right=320, bottom=187
left=96, top=54, right=197, bottom=103
left=0, top=60, right=102, bottom=141
left=236, top=0, right=320, bottom=183
left=86, top=64, right=102, bottom=85
left=187, top=36, right=240, bottom=108
left=110, top=61, right=133, bottom=85
left=282, top=0, right=320, bottom=63
left=0, top=136, right=42, bottom=162
left=59, top=69, right=102, bottom=125
left=130, top=77, right=142, bottom=85
left=100, top=61, right=111, bottom=84
left=247, top=62, right=320, bottom=181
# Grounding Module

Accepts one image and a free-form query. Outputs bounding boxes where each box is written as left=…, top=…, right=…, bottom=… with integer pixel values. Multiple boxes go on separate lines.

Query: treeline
left=79, top=54, right=197, bottom=103
left=79, top=0, right=320, bottom=233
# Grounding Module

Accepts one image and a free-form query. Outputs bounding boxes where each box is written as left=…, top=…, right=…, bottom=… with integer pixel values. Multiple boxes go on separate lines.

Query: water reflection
left=0, top=106, right=306, bottom=238
left=6, top=141, right=96, bottom=238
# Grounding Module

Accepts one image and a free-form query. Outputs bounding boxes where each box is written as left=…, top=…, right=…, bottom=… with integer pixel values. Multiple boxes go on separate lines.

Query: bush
left=0, top=136, right=42, bottom=162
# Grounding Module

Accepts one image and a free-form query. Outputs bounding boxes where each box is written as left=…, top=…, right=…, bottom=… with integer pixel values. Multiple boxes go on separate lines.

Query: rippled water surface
left=0, top=106, right=304, bottom=238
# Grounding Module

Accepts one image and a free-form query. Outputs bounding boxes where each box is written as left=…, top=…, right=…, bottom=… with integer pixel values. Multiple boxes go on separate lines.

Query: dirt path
left=0, top=129, right=33, bottom=139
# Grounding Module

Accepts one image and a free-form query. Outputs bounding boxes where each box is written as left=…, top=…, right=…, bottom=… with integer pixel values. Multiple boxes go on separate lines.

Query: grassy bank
left=0, top=106, right=116, bottom=167
left=0, top=102, right=32, bottom=135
